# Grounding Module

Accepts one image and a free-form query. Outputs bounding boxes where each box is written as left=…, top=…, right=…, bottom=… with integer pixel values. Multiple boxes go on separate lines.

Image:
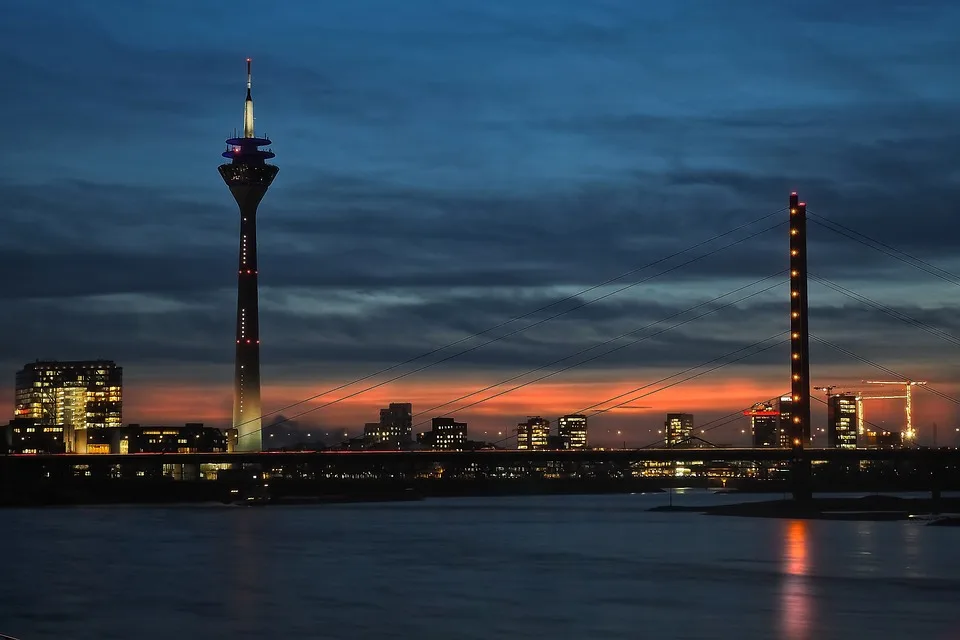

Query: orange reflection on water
left=781, top=519, right=814, bottom=640
left=785, top=519, right=809, bottom=576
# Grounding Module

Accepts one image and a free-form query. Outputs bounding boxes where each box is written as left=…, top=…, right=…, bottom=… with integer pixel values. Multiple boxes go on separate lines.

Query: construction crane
left=863, top=380, right=927, bottom=441
left=814, top=385, right=838, bottom=399
left=816, top=384, right=870, bottom=435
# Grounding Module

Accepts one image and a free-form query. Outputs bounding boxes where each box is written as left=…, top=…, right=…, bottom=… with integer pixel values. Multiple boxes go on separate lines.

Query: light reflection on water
left=2, top=492, right=959, bottom=640
left=780, top=520, right=812, bottom=640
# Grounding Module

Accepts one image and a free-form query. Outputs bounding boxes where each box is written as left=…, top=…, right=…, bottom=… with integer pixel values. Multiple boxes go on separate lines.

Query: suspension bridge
left=4, top=192, right=960, bottom=501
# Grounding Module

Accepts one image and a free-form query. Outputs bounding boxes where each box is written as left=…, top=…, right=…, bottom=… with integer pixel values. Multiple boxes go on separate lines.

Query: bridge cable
left=574, top=333, right=787, bottom=418
left=809, top=334, right=960, bottom=407
left=811, top=274, right=960, bottom=348
left=409, top=272, right=786, bottom=428
left=552, top=336, right=786, bottom=449
left=634, top=391, right=891, bottom=450
left=258, top=220, right=787, bottom=431
left=247, top=208, right=785, bottom=429
left=808, top=213, right=960, bottom=287
left=636, top=394, right=785, bottom=448
left=464, top=335, right=787, bottom=450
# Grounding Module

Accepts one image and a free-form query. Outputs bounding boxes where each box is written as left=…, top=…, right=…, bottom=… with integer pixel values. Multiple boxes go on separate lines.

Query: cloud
left=1, top=0, right=959, bottom=433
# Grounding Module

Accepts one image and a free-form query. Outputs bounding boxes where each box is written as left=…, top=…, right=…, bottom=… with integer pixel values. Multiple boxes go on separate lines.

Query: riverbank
left=649, top=494, right=960, bottom=520
left=0, top=477, right=667, bottom=507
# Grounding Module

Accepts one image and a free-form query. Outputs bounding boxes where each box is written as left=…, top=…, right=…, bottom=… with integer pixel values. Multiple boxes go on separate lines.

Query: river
left=2, top=491, right=958, bottom=639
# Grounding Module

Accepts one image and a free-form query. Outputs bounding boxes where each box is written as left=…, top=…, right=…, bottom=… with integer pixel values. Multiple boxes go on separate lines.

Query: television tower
left=218, top=58, right=278, bottom=452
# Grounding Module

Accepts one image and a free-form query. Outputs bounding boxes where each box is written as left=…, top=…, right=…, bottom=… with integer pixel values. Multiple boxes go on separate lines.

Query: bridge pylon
left=789, top=192, right=812, bottom=500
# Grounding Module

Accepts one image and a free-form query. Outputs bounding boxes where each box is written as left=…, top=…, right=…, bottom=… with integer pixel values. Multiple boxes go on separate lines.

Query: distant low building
left=863, top=430, right=903, bottom=449
left=72, top=424, right=229, bottom=454
left=417, top=417, right=468, bottom=450
left=224, top=428, right=239, bottom=453
left=4, top=418, right=66, bottom=454
left=363, top=403, right=414, bottom=448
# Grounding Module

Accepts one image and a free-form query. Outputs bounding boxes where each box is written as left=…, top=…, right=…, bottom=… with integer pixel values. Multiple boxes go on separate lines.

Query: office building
left=863, top=430, right=903, bottom=449
left=219, top=59, right=279, bottom=452
left=558, top=414, right=588, bottom=449
left=14, top=360, right=122, bottom=451
left=124, top=424, right=229, bottom=454
left=778, top=395, right=795, bottom=448
left=4, top=418, right=66, bottom=454
left=828, top=393, right=858, bottom=449
left=73, top=424, right=229, bottom=454
left=380, top=403, right=413, bottom=446
left=517, top=416, right=550, bottom=450
left=417, top=417, right=468, bottom=450
left=665, top=413, right=694, bottom=447
left=363, top=422, right=383, bottom=440
left=745, top=402, right=779, bottom=448
left=364, top=404, right=414, bottom=447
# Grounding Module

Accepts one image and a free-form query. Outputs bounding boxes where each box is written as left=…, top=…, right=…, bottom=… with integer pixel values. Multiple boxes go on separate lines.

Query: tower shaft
left=232, top=188, right=266, bottom=450
left=788, top=193, right=811, bottom=448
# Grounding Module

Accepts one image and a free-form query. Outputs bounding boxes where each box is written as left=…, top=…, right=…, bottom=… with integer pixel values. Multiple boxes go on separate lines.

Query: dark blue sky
left=2, top=0, right=959, bottom=442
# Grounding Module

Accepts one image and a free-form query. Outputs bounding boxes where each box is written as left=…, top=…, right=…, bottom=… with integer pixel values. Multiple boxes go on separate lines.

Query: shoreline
left=649, top=495, right=960, bottom=521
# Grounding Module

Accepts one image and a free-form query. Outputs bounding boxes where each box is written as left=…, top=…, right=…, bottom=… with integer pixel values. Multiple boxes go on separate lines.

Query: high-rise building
left=517, top=416, right=550, bottom=450
left=558, top=414, right=588, bottom=449
left=778, top=395, right=794, bottom=448
left=372, top=403, right=413, bottom=446
left=745, top=402, right=779, bottom=448
left=14, top=360, right=122, bottom=450
left=219, top=59, right=279, bottom=452
left=664, top=413, right=694, bottom=447
left=418, top=417, right=467, bottom=450
left=828, top=393, right=858, bottom=449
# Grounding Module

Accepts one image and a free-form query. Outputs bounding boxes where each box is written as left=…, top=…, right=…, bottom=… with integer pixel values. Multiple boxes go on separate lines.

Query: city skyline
left=3, top=1, right=960, bottom=445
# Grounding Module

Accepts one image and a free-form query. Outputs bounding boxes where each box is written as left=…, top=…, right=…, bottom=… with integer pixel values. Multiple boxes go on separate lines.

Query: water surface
left=2, top=492, right=958, bottom=640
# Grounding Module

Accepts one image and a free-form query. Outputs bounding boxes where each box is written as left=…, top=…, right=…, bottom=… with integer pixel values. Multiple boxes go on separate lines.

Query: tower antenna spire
left=220, top=57, right=278, bottom=452
left=243, top=57, right=254, bottom=138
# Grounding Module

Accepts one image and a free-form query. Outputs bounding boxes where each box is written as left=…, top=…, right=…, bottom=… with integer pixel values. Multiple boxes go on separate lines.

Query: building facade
left=558, top=414, right=588, bottom=449
left=517, top=416, right=550, bottom=450
left=379, top=403, right=413, bottom=446
left=73, top=424, right=229, bottom=454
left=363, top=403, right=414, bottom=447
left=664, top=413, right=694, bottom=447
left=4, top=418, right=66, bottom=454
left=418, top=417, right=468, bottom=450
left=828, top=393, right=858, bottom=449
left=14, top=360, right=122, bottom=451
left=778, top=395, right=795, bottom=448
left=745, top=402, right=780, bottom=448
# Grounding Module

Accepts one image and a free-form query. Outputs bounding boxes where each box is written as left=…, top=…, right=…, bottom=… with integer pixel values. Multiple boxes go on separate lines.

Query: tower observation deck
left=218, top=58, right=278, bottom=452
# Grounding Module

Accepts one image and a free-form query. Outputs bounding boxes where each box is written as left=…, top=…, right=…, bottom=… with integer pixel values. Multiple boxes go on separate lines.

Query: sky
left=2, top=0, right=960, bottom=446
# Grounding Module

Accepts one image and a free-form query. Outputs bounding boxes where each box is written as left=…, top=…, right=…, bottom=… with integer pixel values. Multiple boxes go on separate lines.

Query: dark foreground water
left=2, top=491, right=959, bottom=640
